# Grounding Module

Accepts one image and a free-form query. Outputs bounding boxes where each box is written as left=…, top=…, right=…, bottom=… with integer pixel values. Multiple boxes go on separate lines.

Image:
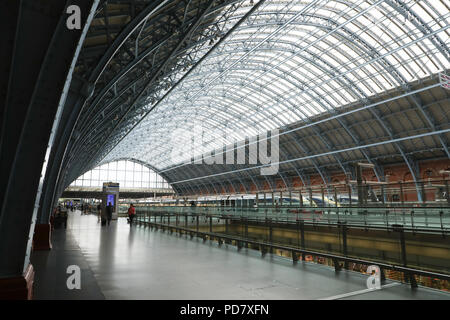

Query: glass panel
left=117, top=160, right=126, bottom=170
left=69, top=160, right=171, bottom=190
left=126, top=161, right=134, bottom=171
left=93, top=0, right=449, bottom=173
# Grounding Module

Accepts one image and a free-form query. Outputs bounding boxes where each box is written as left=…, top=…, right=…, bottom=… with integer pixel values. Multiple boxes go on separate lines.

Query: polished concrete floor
left=31, top=211, right=450, bottom=300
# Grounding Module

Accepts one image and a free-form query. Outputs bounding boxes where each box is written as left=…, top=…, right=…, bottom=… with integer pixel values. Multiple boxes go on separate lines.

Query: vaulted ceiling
left=61, top=0, right=450, bottom=195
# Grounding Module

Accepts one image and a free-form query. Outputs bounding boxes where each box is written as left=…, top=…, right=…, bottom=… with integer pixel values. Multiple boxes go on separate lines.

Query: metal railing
left=133, top=210, right=450, bottom=290
left=134, top=205, right=450, bottom=233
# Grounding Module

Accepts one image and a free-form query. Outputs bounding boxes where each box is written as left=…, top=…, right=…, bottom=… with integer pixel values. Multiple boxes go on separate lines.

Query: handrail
left=143, top=213, right=450, bottom=235
left=136, top=205, right=450, bottom=233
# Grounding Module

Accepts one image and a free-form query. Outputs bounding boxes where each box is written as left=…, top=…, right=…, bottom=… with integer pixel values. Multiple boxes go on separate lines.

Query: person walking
left=97, top=203, right=102, bottom=222
left=106, top=202, right=113, bottom=226
left=127, top=203, right=136, bottom=225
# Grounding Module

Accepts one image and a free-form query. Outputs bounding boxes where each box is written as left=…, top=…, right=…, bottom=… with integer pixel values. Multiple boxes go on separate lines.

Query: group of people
left=63, top=202, right=91, bottom=213
left=51, top=205, right=68, bottom=229
left=52, top=202, right=136, bottom=229
left=65, top=203, right=75, bottom=212
left=96, top=202, right=136, bottom=226
left=80, top=203, right=91, bottom=215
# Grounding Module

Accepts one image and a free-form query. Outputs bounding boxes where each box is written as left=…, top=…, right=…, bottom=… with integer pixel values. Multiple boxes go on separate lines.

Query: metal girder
left=55, top=0, right=449, bottom=199
left=155, top=79, right=446, bottom=191
left=91, top=0, right=268, bottom=168
left=51, top=0, right=177, bottom=202
left=74, top=0, right=231, bottom=172
left=166, top=128, right=449, bottom=186
left=141, top=71, right=338, bottom=183
left=77, top=8, right=223, bottom=133
left=384, top=0, right=449, bottom=64
left=181, top=134, right=287, bottom=194
left=61, top=0, right=236, bottom=189
left=408, top=93, right=450, bottom=158
left=159, top=6, right=446, bottom=190
left=38, top=76, right=92, bottom=224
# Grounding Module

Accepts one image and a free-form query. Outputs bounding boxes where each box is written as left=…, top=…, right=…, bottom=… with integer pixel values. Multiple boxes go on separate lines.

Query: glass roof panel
left=100, top=0, right=450, bottom=171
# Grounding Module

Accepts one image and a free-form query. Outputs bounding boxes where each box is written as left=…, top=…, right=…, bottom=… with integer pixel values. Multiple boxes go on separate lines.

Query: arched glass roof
left=70, top=159, right=171, bottom=189
left=101, top=0, right=449, bottom=171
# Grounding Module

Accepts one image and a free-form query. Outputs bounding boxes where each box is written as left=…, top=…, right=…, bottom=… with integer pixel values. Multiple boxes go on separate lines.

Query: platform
left=31, top=211, right=450, bottom=300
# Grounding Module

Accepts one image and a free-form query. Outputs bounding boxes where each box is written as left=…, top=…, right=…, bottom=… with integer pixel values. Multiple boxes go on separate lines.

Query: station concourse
left=0, top=0, right=449, bottom=300
left=31, top=210, right=450, bottom=300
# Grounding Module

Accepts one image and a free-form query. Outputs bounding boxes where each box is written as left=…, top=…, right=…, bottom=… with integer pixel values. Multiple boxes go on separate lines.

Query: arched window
left=70, top=160, right=171, bottom=189
left=403, top=172, right=413, bottom=182
left=422, top=168, right=436, bottom=180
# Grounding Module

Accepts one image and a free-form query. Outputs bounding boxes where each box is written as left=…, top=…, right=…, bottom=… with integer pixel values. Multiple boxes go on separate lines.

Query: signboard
left=102, top=182, right=120, bottom=220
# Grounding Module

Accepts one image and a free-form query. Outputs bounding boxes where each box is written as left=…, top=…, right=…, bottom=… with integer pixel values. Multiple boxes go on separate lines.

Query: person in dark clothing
left=97, top=204, right=102, bottom=222
left=106, top=202, right=113, bottom=226
left=62, top=210, right=68, bottom=229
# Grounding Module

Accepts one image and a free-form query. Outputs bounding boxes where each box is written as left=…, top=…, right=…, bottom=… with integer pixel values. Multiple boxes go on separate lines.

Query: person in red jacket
left=127, top=203, right=136, bottom=225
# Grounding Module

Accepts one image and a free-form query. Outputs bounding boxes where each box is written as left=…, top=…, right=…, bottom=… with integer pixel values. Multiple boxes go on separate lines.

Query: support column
left=225, top=217, right=229, bottom=234
left=393, top=224, right=417, bottom=288
left=244, top=218, right=248, bottom=248
left=32, top=224, right=52, bottom=251
left=356, top=164, right=365, bottom=206
left=37, top=76, right=92, bottom=227
left=348, top=184, right=352, bottom=207
left=339, top=221, right=348, bottom=269
left=0, top=264, right=34, bottom=300
left=300, top=220, right=305, bottom=260
left=445, top=180, right=450, bottom=205
left=0, top=0, right=98, bottom=299
left=268, top=218, right=273, bottom=254
left=299, top=189, right=303, bottom=208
